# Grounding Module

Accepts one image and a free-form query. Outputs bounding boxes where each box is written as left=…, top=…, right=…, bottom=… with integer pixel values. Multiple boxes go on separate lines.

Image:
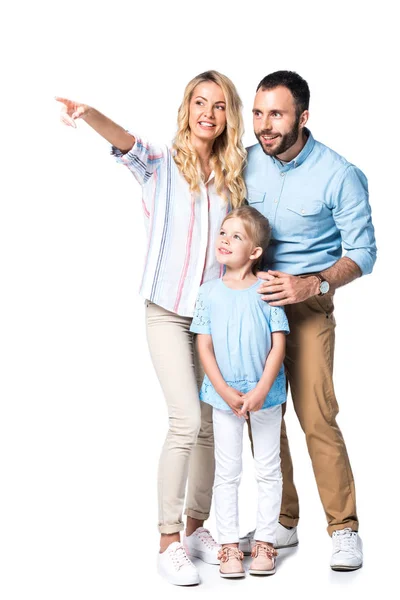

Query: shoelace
left=218, top=546, right=244, bottom=563
left=196, top=527, right=220, bottom=550
left=332, top=528, right=357, bottom=552
left=251, top=542, right=278, bottom=559
left=170, top=544, right=192, bottom=570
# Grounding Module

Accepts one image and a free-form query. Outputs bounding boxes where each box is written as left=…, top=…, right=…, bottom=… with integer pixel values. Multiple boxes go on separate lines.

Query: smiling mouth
left=261, top=134, right=279, bottom=141
left=218, top=247, right=232, bottom=255
left=198, top=122, right=215, bottom=128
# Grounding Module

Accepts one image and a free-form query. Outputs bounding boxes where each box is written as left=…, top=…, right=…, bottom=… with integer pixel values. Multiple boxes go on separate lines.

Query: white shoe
left=330, top=528, right=363, bottom=571
left=239, top=523, right=298, bottom=554
left=275, top=523, right=299, bottom=548
left=238, top=529, right=255, bottom=556
left=157, top=542, right=200, bottom=586
left=183, top=527, right=221, bottom=565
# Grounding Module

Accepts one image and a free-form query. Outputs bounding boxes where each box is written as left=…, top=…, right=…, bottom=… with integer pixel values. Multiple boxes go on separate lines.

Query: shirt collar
left=271, top=128, right=315, bottom=171
left=205, top=170, right=215, bottom=184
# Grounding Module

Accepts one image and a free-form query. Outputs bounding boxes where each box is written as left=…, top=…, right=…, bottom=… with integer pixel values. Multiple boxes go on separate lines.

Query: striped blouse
left=112, top=134, right=230, bottom=317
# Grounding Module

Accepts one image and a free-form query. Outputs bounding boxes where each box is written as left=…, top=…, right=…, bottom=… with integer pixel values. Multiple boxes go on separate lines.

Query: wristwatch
left=314, top=273, right=330, bottom=296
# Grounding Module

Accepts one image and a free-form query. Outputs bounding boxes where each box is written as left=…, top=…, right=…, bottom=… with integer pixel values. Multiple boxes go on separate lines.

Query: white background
left=1, top=1, right=398, bottom=598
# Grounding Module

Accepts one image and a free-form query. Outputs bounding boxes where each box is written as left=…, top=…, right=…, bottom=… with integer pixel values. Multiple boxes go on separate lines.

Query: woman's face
left=188, top=81, right=227, bottom=145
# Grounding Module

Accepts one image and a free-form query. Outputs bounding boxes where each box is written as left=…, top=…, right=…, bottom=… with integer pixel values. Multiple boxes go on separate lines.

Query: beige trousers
left=145, top=301, right=215, bottom=534
left=280, top=294, right=358, bottom=535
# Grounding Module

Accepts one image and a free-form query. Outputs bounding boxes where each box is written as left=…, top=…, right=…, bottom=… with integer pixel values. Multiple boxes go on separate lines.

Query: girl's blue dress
left=190, top=278, right=290, bottom=411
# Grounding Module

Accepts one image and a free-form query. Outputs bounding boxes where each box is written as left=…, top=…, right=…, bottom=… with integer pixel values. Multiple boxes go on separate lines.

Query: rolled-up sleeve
left=333, top=165, right=377, bottom=275
left=111, top=132, right=165, bottom=186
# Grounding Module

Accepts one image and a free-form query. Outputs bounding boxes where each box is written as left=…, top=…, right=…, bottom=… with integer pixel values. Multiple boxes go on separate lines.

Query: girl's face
left=215, top=217, right=261, bottom=269
left=188, top=81, right=227, bottom=145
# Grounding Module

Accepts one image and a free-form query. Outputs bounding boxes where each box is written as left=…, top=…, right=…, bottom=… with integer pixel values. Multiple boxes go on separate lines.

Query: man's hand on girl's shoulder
left=256, top=269, right=319, bottom=306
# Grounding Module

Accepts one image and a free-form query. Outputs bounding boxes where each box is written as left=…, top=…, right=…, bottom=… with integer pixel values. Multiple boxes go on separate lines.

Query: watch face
left=320, top=281, right=330, bottom=294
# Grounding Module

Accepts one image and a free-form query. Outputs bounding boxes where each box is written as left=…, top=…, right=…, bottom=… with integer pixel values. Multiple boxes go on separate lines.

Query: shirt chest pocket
left=246, top=188, right=266, bottom=205
left=246, top=188, right=276, bottom=222
left=285, top=202, right=323, bottom=235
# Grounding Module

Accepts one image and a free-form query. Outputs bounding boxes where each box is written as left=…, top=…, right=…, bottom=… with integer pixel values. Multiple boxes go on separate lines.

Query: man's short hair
left=257, top=71, right=310, bottom=117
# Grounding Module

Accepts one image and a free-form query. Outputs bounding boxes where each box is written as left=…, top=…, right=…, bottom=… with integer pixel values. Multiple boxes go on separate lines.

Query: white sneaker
left=183, top=527, right=221, bottom=565
left=275, top=523, right=299, bottom=548
left=238, top=529, right=255, bottom=556
left=239, top=523, right=298, bottom=554
left=157, top=542, right=200, bottom=586
left=330, top=528, right=363, bottom=571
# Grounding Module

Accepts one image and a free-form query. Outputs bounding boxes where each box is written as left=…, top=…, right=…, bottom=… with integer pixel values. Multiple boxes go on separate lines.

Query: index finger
left=257, top=281, right=283, bottom=295
left=239, top=401, right=248, bottom=415
left=256, top=270, right=276, bottom=281
left=55, top=96, right=72, bottom=105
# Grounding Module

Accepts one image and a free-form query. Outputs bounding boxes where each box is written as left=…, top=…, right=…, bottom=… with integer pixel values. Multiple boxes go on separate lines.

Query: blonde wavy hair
left=172, top=71, right=247, bottom=208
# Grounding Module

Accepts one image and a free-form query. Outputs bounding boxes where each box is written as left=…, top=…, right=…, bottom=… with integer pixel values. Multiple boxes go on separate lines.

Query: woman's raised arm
left=55, top=97, right=135, bottom=153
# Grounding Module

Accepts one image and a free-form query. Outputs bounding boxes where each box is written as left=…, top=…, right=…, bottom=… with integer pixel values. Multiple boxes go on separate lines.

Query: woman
left=56, top=70, right=246, bottom=586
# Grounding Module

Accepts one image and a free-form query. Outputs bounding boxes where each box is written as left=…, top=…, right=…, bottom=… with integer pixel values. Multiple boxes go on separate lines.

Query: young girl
left=190, top=205, right=289, bottom=578
left=56, top=71, right=247, bottom=586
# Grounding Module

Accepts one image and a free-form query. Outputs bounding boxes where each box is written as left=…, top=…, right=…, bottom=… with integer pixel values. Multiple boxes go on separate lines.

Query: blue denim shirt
left=244, top=130, right=377, bottom=275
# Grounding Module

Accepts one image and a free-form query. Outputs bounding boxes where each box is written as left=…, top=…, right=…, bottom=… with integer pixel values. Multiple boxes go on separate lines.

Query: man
left=239, top=71, right=376, bottom=571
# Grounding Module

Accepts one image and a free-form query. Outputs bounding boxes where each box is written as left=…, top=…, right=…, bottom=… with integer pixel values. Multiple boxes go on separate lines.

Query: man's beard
left=256, top=115, right=301, bottom=157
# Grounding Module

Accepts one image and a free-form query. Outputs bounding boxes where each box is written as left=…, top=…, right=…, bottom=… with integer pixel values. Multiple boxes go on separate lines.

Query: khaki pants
left=280, top=294, right=358, bottom=535
left=145, top=301, right=215, bottom=534
left=248, top=294, right=359, bottom=535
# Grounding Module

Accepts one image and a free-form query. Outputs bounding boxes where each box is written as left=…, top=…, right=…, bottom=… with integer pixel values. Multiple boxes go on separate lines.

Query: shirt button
left=274, top=199, right=278, bottom=204
left=280, top=172, right=285, bottom=177
left=301, top=209, right=305, bottom=214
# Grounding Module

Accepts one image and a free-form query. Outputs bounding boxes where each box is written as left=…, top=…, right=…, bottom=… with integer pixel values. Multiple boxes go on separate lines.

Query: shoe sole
left=158, top=565, right=200, bottom=586
left=249, top=569, right=276, bottom=576
left=158, top=570, right=200, bottom=586
left=331, top=564, right=362, bottom=572
left=275, top=541, right=299, bottom=549
left=220, top=572, right=246, bottom=578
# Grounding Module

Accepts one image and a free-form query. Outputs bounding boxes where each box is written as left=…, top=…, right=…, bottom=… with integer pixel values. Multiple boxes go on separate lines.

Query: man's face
left=253, top=85, right=304, bottom=158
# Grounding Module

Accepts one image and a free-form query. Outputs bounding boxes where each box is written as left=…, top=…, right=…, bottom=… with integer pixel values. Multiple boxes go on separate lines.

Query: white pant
left=213, top=405, right=282, bottom=544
